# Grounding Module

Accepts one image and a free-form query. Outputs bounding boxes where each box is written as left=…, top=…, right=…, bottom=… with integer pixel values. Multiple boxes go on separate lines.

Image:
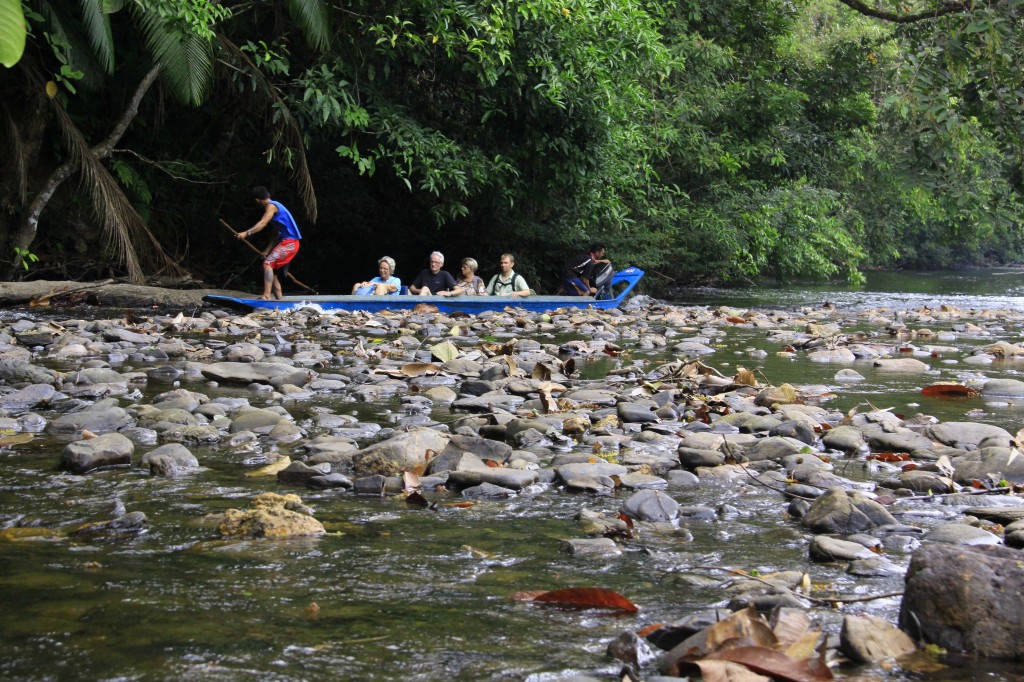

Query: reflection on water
left=677, top=267, right=1024, bottom=312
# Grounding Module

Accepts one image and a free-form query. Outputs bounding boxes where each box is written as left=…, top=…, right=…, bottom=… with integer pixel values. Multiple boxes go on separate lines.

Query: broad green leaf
left=0, top=0, right=27, bottom=68
left=430, top=341, right=460, bottom=363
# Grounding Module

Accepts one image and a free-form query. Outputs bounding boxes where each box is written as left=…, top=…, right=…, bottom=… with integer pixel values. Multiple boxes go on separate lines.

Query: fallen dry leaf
left=531, top=587, right=638, bottom=613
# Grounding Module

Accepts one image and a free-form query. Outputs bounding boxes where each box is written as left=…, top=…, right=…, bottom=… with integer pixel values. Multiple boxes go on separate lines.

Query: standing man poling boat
left=237, top=186, right=303, bottom=300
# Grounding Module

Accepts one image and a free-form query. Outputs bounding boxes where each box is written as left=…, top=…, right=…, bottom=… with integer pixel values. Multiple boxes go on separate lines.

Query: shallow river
left=2, top=269, right=1024, bottom=681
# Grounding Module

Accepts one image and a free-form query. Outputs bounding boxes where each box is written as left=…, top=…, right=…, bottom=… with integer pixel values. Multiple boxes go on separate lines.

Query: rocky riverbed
left=3, top=291, right=1024, bottom=680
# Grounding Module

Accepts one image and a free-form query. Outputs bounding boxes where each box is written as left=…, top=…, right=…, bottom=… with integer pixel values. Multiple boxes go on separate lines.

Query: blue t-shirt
left=270, top=200, right=302, bottom=241
left=370, top=275, right=401, bottom=295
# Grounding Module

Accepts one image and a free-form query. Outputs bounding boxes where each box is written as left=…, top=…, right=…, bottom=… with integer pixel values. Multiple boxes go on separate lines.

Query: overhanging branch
left=836, top=0, right=974, bottom=23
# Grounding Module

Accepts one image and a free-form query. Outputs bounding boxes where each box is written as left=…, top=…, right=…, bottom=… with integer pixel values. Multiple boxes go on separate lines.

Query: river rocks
left=351, top=428, right=450, bottom=476
left=60, top=432, right=134, bottom=473
left=446, top=468, right=539, bottom=491
left=216, top=493, right=325, bottom=539
left=556, top=462, right=628, bottom=493
left=801, top=488, right=897, bottom=534
left=900, top=544, right=1024, bottom=659
left=140, top=443, right=199, bottom=477
left=49, top=401, right=134, bottom=434
left=200, top=361, right=311, bottom=386
left=952, top=447, right=1024, bottom=484
left=809, top=535, right=877, bottom=562
left=980, top=378, right=1024, bottom=398
left=872, top=358, right=930, bottom=372
left=621, top=490, right=679, bottom=522
left=11, top=284, right=1024, bottom=680
left=922, top=523, right=1000, bottom=546
left=839, top=615, right=916, bottom=663
left=929, top=421, right=1013, bottom=449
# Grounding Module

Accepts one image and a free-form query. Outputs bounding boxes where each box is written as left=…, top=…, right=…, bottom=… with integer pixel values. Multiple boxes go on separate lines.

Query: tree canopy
left=1, top=0, right=1023, bottom=290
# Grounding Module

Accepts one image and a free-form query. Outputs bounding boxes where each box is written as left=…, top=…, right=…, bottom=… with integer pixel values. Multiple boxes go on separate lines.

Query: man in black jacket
left=562, top=243, right=612, bottom=298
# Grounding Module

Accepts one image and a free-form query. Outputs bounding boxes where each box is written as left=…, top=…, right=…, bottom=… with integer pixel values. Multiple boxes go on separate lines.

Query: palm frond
left=137, top=8, right=213, bottom=106
left=218, top=36, right=318, bottom=222
left=50, top=89, right=184, bottom=282
left=35, top=0, right=109, bottom=88
left=284, top=0, right=330, bottom=52
left=78, top=0, right=115, bottom=73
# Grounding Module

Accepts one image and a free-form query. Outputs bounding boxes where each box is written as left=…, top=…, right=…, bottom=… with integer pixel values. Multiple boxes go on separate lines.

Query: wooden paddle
left=219, top=218, right=318, bottom=295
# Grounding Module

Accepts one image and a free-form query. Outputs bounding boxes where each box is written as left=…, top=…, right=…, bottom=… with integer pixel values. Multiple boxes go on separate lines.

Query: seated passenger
left=562, top=243, right=612, bottom=298
left=439, top=257, right=486, bottom=296
left=409, top=251, right=457, bottom=295
left=352, top=256, right=400, bottom=295
left=485, top=253, right=530, bottom=298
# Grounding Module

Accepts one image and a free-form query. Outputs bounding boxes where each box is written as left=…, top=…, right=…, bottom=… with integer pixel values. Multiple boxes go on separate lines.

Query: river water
left=2, top=269, right=1024, bottom=681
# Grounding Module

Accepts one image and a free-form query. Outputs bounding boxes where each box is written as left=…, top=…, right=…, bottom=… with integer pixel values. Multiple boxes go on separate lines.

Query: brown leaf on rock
left=532, top=363, right=552, bottom=381
left=734, top=367, right=758, bottom=387
left=400, top=362, right=442, bottom=377
left=771, top=609, right=811, bottom=649
left=539, top=386, right=559, bottom=414
left=691, top=660, right=772, bottom=682
left=706, top=645, right=833, bottom=682
left=532, top=587, right=638, bottom=613
left=404, top=491, right=431, bottom=508
left=403, top=470, right=421, bottom=491
left=921, top=383, right=980, bottom=399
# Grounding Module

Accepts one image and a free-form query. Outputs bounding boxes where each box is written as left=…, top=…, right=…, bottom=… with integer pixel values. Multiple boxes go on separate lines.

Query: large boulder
left=929, top=422, right=1013, bottom=449
left=952, top=447, right=1024, bottom=485
left=60, top=432, right=134, bottom=473
left=801, top=488, right=897, bottom=534
left=351, top=428, right=450, bottom=476
left=900, top=544, right=1024, bottom=659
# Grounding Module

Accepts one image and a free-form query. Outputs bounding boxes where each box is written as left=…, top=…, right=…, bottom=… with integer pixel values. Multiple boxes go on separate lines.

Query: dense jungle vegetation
left=2, top=0, right=1024, bottom=294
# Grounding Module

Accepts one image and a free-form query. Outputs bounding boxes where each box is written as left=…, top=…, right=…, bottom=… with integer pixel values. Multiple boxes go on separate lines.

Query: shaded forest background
left=2, top=0, right=1024, bottom=295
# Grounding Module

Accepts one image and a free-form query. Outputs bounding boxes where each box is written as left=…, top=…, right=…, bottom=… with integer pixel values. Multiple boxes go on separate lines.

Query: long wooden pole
left=219, top=218, right=318, bottom=295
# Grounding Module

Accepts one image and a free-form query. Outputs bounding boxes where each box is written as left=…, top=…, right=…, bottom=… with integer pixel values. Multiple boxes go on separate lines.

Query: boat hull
left=203, top=267, right=644, bottom=314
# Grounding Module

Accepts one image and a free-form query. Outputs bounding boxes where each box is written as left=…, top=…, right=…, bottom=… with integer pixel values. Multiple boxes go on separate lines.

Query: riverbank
left=2, top=292, right=1024, bottom=679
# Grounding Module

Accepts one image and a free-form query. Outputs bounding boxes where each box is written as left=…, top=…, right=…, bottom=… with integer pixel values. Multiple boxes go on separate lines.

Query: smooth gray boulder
left=200, top=361, right=311, bottom=386
left=445, top=468, right=539, bottom=491
left=809, top=535, right=877, bottom=562
left=821, top=425, right=866, bottom=453
left=140, top=443, right=199, bottom=477
left=952, top=447, right=1024, bottom=485
left=556, top=462, right=628, bottom=493
left=900, top=544, right=1024, bottom=659
left=621, top=490, right=679, bottom=522
left=801, top=488, right=897, bottom=534
left=351, top=428, right=450, bottom=476
left=50, top=404, right=134, bottom=435
left=981, top=378, right=1024, bottom=398
left=840, top=615, right=916, bottom=663
left=929, top=422, right=1013, bottom=449
left=0, top=384, right=56, bottom=412
left=0, top=360, right=58, bottom=385
left=923, top=524, right=1000, bottom=546
left=60, top=432, right=134, bottom=473
left=872, top=358, right=930, bottom=372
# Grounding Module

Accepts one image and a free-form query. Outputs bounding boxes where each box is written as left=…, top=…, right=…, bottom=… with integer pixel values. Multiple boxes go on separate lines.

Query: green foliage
left=12, top=246, right=39, bottom=271
left=0, top=0, right=27, bottom=67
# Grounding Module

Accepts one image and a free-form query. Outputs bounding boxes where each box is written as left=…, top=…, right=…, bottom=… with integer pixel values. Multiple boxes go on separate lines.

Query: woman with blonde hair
left=352, top=256, right=400, bottom=295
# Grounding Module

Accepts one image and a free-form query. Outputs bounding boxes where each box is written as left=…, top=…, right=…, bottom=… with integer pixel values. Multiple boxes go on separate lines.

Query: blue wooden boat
left=204, top=267, right=644, bottom=314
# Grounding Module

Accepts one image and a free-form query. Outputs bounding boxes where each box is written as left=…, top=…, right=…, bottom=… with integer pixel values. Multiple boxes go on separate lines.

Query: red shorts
left=264, top=239, right=300, bottom=270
